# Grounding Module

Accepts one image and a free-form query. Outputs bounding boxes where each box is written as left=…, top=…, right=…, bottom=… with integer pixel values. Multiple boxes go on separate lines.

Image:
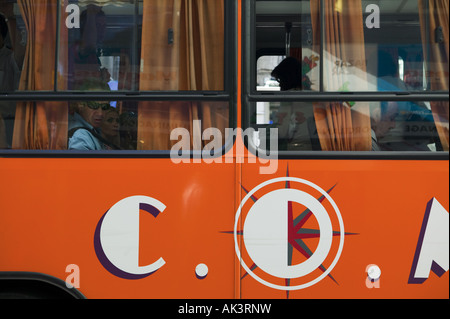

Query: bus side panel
left=238, top=159, right=449, bottom=299
left=1, top=158, right=448, bottom=298
left=0, top=158, right=236, bottom=298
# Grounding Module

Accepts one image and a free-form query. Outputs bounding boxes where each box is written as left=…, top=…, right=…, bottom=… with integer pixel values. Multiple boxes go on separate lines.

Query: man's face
left=78, top=101, right=109, bottom=128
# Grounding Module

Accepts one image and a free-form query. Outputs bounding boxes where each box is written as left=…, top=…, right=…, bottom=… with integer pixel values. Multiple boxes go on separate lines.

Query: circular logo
left=234, top=177, right=345, bottom=290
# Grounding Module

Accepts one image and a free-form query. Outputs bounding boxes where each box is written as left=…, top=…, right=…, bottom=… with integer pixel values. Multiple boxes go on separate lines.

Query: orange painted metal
left=0, top=157, right=448, bottom=298
left=0, top=0, right=448, bottom=299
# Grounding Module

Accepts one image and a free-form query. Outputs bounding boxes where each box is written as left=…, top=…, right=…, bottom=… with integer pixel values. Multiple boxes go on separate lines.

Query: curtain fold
left=419, top=0, right=449, bottom=151
left=12, top=0, right=68, bottom=150
left=138, top=0, right=225, bottom=150
left=310, top=0, right=372, bottom=151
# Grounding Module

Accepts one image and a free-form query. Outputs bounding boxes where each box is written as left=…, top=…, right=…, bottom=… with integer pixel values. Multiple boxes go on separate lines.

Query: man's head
left=271, top=57, right=303, bottom=91
left=73, top=78, right=111, bottom=128
left=77, top=101, right=110, bottom=128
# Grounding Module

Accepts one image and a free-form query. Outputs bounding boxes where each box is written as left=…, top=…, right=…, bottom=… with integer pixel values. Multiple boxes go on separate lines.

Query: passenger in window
left=373, top=50, right=410, bottom=92
left=101, top=107, right=121, bottom=150
left=271, top=57, right=303, bottom=91
left=68, top=78, right=113, bottom=150
left=0, top=13, right=20, bottom=149
left=371, top=50, right=437, bottom=151
left=270, top=57, right=313, bottom=150
left=69, top=5, right=110, bottom=90
left=370, top=101, right=399, bottom=151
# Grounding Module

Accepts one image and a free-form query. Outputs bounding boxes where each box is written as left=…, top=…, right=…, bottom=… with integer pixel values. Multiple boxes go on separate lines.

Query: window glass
left=67, top=0, right=225, bottom=92
left=257, top=55, right=285, bottom=90
left=0, top=0, right=225, bottom=93
left=250, top=0, right=449, bottom=152
left=0, top=100, right=229, bottom=151
left=0, top=2, right=25, bottom=92
left=254, top=0, right=449, bottom=92
left=65, top=1, right=139, bottom=91
left=255, top=0, right=318, bottom=92
left=251, top=100, right=448, bottom=152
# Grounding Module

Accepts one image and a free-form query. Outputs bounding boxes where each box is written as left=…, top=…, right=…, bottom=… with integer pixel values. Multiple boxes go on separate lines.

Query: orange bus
left=0, top=0, right=448, bottom=301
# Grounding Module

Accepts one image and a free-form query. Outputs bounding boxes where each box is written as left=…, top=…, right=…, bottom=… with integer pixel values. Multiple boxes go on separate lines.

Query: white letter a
left=66, top=4, right=80, bottom=29
left=365, top=4, right=380, bottom=29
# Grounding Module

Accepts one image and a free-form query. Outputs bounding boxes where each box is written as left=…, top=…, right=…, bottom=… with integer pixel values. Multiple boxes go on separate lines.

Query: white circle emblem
left=234, top=177, right=345, bottom=290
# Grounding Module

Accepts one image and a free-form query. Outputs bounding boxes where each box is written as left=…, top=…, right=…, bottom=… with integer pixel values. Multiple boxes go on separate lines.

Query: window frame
left=0, top=0, right=237, bottom=158
left=243, top=0, right=449, bottom=160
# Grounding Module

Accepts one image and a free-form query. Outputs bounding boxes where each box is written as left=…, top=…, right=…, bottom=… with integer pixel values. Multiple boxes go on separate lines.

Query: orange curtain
left=12, top=0, right=68, bottom=150
left=310, top=0, right=372, bottom=151
left=138, top=0, right=225, bottom=150
left=419, top=0, right=449, bottom=151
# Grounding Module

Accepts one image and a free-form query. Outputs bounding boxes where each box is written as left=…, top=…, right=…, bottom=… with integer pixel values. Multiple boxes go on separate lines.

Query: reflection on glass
left=255, top=0, right=449, bottom=93
left=253, top=101, right=448, bottom=152
left=255, top=0, right=317, bottom=92
left=67, top=4, right=112, bottom=90
left=1, top=0, right=226, bottom=93
left=62, top=0, right=225, bottom=92
left=255, top=101, right=316, bottom=151
left=137, top=101, right=229, bottom=150
left=369, top=101, right=443, bottom=151
left=0, top=100, right=229, bottom=151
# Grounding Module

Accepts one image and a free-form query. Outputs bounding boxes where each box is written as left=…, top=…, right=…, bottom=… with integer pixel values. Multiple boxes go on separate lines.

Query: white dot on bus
left=367, top=265, right=381, bottom=280
left=195, top=263, right=208, bottom=279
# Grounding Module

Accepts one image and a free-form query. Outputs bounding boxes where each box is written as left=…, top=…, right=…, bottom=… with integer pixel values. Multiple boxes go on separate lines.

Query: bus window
left=256, top=55, right=285, bottom=91
left=255, top=0, right=317, bottom=92
left=0, top=0, right=232, bottom=152
left=254, top=0, right=448, bottom=93
left=1, top=0, right=225, bottom=92
left=247, top=0, right=449, bottom=152
left=251, top=100, right=447, bottom=152
left=341, top=0, right=448, bottom=92
left=61, top=1, right=225, bottom=92
left=1, top=100, right=228, bottom=151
